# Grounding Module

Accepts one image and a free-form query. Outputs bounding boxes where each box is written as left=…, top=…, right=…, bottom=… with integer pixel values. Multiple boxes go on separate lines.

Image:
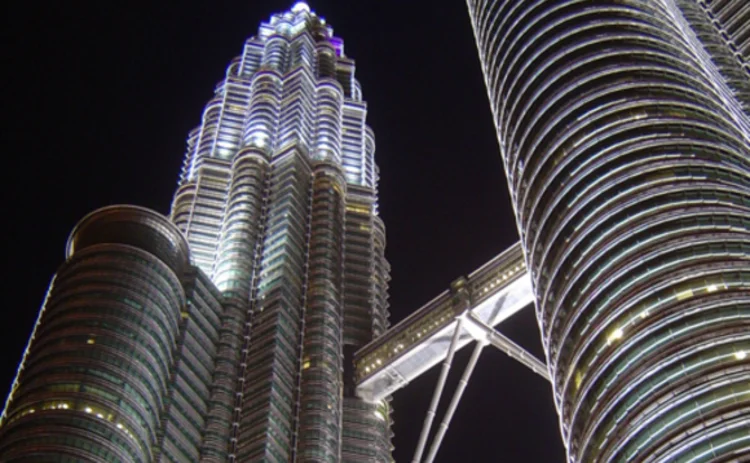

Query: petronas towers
left=4, top=1, right=750, bottom=462
left=0, top=3, right=391, bottom=462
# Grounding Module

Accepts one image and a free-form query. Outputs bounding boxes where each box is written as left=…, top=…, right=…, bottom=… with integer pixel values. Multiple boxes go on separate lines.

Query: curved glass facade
left=0, top=206, right=225, bottom=461
left=467, top=1, right=750, bottom=461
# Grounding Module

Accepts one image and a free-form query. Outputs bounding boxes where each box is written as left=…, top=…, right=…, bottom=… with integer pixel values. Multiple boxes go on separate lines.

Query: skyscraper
left=467, top=1, right=750, bottom=462
left=0, top=3, right=392, bottom=462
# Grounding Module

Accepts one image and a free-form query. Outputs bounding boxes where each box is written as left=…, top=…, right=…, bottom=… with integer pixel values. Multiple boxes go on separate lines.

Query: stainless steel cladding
left=0, top=206, right=213, bottom=462
left=468, top=1, right=750, bottom=461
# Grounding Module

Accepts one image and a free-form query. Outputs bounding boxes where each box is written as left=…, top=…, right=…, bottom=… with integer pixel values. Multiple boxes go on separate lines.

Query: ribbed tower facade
left=700, top=0, right=750, bottom=71
left=0, top=3, right=392, bottom=462
left=468, top=1, right=750, bottom=462
left=0, top=206, right=226, bottom=462
left=169, top=2, right=391, bottom=461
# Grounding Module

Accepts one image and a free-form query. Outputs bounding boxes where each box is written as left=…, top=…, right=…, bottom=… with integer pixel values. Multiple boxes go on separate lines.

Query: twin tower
left=0, top=4, right=390, bottom=463
left=4, top=1, right=750, bottom=462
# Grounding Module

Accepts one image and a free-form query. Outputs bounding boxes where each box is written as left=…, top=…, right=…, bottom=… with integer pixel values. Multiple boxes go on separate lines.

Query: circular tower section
left=0, top=206, right=190, bottom=462
left=468, top=1, right=750, bottom=461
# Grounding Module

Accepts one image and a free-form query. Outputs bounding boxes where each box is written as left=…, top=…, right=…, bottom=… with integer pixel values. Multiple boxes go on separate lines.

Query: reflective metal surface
left=468, top=1, right=750, bottom=461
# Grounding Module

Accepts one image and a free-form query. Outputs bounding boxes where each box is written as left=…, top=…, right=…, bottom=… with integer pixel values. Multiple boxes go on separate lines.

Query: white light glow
left=707, top=284, right=718, bottom=292
left=608, top=327, right=624, bottom=344
left=735, top=350, right=747, bottom=360
left=291, top=2, right=310, bottom=13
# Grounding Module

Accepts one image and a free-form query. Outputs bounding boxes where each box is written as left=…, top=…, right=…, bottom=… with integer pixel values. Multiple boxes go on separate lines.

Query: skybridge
left=354, top=241, right=549, bottom=463
left=354, top=241, right=547, bottom=402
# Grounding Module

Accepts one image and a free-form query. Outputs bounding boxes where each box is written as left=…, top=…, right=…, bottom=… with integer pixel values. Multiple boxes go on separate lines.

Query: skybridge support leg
left=424, top=339, right=485, bottom=463
left=412, top=318, right=464, bottom=463
left=466, top=312, right=549, bottom=381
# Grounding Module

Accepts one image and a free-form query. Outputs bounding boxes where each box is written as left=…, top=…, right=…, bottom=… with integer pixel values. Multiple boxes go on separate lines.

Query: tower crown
left=291, top=2, right=310, bottom=13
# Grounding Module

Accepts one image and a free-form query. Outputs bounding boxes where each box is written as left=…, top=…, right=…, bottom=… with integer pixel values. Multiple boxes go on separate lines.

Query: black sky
left=1, top=1, right=564, bottom=461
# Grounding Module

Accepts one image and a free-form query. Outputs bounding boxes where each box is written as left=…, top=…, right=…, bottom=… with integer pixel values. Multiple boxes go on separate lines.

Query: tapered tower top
left=291, top=2, right=310, bottom=13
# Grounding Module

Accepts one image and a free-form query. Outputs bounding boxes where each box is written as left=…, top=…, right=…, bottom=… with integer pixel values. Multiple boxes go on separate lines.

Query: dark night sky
left=2, top=1, right=564, bottom=461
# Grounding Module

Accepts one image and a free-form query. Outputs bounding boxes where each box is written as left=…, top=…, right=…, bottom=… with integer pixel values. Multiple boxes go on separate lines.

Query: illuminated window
left=574, top=370, right=583, bottom=390
left=607, top=327, right=624, bottom=345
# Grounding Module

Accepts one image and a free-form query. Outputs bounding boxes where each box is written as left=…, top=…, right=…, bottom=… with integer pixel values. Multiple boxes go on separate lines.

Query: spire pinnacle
left=291, top=2, right=310, bottom=13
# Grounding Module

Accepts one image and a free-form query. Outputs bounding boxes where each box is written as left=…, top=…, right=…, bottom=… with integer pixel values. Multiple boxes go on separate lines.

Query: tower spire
left=291, top=1, right=310, bottom=13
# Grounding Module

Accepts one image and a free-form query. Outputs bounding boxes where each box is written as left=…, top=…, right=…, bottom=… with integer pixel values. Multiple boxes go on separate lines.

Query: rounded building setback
left=468, top=0, right=750, bottom=461
left=0, top=206, right=189, bottom=462
left=67, top=205, right=191, bottom=277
